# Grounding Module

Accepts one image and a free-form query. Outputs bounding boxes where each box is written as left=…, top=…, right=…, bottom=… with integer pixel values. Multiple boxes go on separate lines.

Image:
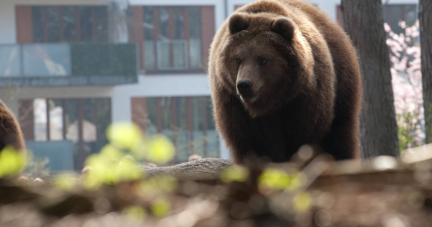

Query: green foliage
left=397, top=112, right=421, bottom=152
left=23, top=151, right=50, bottom=179
left=122, top=206, right=147, bottom=222
left=106, top=122, right=143, bottom=152
left=258, top=169, right=303, bottom=192
left=138, top=175, right=178, bottom=195
left=53, top=172, right=78, bottom=190
left=151, top=198, right=171, bottom=218
left=293, top=192, right=312, bottom=212
left=146, top=135, right=175, bottom=164
left=83, top=122, right=175, bottom=189
left=220, top=165, right=249, bottom=183
left=84, top=145, right=143, bottom=189
left=0, top=146, right=25, bottom=178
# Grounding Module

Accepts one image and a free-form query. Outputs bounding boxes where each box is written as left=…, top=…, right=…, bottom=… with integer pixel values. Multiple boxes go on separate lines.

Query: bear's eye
left=258, top=58, right=267, bottom=65
left=236, top=58, right=241, bottom=65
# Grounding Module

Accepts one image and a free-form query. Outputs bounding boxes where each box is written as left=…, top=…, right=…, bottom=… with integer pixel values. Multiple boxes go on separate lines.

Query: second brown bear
left=209, top=0, right=362, bottom=163
left=0, top=100, right=25, bottom=153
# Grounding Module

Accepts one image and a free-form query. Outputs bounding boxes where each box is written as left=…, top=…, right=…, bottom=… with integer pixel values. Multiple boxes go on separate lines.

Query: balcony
left=0, top=43, right=138, bottom=87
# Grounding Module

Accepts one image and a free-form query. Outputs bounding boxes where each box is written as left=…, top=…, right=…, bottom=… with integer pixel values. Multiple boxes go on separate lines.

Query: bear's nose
left=237, top=80, right=252, bottom=94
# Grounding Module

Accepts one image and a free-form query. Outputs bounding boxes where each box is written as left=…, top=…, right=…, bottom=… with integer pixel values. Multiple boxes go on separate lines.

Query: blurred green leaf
left=53, top=172, right=78, bottom=190
left=117, top=156, right=143, bottom=180
left=293, top=192, right=312, bottom=212
left=220, top=166, right=249, bottom=182
left=151, top=198, right=171, bottom=217
left=84, top=153, right=119, bottom=189
left=122, top=205, right=147, bottom=222
left=100, top=144, right=124, bottom=161
left=147, top=135, right=175, bottom=164
left=107, top=122, right=143, bottom=152
left=83, top=145, right=144, bottom=189
left=0, top=146, right=25, bottom=178
left=150, top=175, right=177, bottom=193
left=259, top=169, right=302, bottom=191
left=285, top=173, right=304, bottom=192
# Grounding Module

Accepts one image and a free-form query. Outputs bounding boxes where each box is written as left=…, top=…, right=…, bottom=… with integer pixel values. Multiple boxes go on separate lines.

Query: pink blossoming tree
left=385, top=20, right=424, bottom=151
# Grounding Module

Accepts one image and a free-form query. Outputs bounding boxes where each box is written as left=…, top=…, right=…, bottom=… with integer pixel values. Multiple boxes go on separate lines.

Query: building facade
left=0, top=0, right=418, bottom=171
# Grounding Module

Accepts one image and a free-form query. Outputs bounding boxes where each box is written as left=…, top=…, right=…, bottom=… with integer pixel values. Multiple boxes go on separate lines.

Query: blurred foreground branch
left=4, top=145, right=432, bottom=227
left=142, top=158, right=233, bottom=180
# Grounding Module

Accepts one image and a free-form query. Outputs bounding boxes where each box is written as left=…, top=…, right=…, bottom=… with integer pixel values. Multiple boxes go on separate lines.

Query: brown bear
left=0, top=100, right=25, bottom=152
left=209, top=0, right=362, bottom=163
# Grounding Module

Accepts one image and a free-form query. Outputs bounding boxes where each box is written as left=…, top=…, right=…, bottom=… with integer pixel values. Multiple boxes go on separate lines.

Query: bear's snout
left=237, top=80, right=258, bottom=102
left=237, top=80, right=253, bottom=94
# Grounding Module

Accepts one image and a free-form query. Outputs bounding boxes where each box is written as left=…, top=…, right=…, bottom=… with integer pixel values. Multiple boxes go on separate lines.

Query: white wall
left=0, top=75, right=211, bottom=118
left=112, top=74, right=211, bottom=121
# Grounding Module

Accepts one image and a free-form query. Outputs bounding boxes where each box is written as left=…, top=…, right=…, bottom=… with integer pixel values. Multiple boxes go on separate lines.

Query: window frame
left=139, top=5, right=212, bottom=74
left=156, top=39, right=189, bottom=70
left=19, top=97, right=112, bottom=170
left=30, top=5, right=108, bottom=43
left=131, top=96, right=220, bottom=163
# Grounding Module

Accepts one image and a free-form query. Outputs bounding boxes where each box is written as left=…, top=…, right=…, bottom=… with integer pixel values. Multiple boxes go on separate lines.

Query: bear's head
left=218, top=13, right=315, bottom=117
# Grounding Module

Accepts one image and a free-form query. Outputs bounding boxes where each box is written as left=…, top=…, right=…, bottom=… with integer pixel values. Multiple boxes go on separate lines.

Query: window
left=20, top=98, right=111, bottom=170
left=137, top=6, right=213, bottom=73
left=144, top=6, right=201, bottom=71
left=63, top=7, right=77, bottom=42
left=131, top=96, right=219, bottom=163
left=47, top=7, right=60, bottom=42
left=188, top=7, right=202, bottom=69
left=32, top=6, right=45, bottom=43
left=143, top=7, right=155, bottom=69
left=31, top=6, right=108, bottom=43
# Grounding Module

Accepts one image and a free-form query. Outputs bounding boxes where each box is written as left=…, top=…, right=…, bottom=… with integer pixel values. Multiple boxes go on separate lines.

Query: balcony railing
left=0, top=43, right=137, bottom=87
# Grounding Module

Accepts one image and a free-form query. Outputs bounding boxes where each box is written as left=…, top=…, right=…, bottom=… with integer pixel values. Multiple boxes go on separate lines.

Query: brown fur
left=0, top=100, right=25, bottom=152
left=209, top=0, right=362, bottom=163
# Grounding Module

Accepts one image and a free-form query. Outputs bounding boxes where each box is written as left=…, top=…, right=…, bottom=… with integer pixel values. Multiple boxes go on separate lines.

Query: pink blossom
left=384, top=23, right=391, bottom=32
left=387, top=20, right=424, bottom=148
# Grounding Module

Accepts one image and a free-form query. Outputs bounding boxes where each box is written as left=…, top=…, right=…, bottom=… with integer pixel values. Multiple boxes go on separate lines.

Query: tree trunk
left=341, top=0, right=399, bottom=158
left=420, top=0, right=432, bottom=144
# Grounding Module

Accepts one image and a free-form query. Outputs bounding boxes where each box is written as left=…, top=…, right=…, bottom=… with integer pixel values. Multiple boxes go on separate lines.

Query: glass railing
left=0, top=44, right=70, bottom=77
left=0, top=43, right=137, bottom=86
left=0, top=45, right=21, bottom=76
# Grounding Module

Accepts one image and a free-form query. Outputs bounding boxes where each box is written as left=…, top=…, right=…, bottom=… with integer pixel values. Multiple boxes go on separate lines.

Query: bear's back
left=274, top=0, right=363, bottom=158
left=0, top=100, right=26, bottom=152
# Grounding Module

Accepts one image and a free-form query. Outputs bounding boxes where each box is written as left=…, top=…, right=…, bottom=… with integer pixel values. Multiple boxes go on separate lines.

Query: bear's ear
left=271, top=17, right=295, bottom=41
left=229, top=13, right=250, bottom=35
